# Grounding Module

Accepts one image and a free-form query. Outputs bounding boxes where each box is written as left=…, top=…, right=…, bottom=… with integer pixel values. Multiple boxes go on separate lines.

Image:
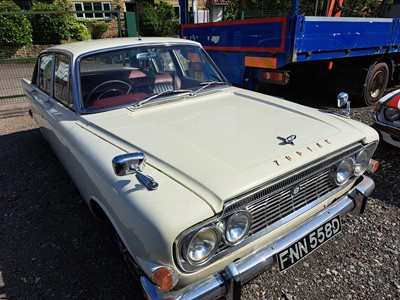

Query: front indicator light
left=367, top=159, right=379, bottom=174
left=152, top=266, right=178, bottom=292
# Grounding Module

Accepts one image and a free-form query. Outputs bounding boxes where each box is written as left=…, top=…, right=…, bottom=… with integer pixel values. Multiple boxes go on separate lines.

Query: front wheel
left=363, top=62, right=389, bottom=106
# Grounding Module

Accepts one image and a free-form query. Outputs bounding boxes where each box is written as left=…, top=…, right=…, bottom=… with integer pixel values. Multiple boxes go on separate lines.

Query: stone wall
left=100, top=19, right=121, bottom=38
left=0, top=45, right=56, bottom=60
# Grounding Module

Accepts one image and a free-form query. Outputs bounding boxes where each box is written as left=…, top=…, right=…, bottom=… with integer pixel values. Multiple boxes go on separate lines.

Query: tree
left=30, top=1, right=91, bottom=44
left=225, top=0, right=297, bottom=20
left=224, top=0, right=382, bottom=20
left=139, top=0, right=179, bottom=37
left=342, top=0, right=381, bottom=17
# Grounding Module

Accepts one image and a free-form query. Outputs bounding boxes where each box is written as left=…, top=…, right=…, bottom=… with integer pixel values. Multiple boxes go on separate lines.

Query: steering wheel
left=87, top=80, right=133, bottom=102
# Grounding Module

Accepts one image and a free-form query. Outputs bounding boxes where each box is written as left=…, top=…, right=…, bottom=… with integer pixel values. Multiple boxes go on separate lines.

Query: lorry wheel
left=363, top=62, right=389, bottom=106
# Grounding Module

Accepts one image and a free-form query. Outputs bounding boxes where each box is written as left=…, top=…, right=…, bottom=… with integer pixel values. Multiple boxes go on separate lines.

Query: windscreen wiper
left=132, top=89, right=192, bottom=108
left=189, top=81, right=229, bottom=97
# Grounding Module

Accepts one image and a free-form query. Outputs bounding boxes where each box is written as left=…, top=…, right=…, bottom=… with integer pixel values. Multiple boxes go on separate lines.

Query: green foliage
left=68, top=21, right=92, bottom=41
left=90, top=22, right=109, bottom=39
left=139, top=0, right=179, bottom=37
left=225, top=0, right=293, bottom=19
left=0, top=0, right=32, bottom=46
left=224, top=0, right=382, bottom=20
left=30, top=1, right=91, bottom=44
left=224, top=0, right=240, bottom=20
left=342, top=0, right=381, bottom=17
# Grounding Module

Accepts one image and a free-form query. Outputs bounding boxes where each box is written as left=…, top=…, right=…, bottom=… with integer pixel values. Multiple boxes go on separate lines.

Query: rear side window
left=54, top=54, right=73, bottom=108
left=37, top=54, right=53, bottom=95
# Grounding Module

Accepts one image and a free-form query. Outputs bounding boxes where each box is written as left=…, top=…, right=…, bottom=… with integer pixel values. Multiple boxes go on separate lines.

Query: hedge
left=0, top=1, right=32, bottom=46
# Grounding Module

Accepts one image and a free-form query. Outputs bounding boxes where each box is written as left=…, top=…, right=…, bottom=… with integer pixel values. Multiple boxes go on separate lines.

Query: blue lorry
left=180, top=0, right=400, bottom=105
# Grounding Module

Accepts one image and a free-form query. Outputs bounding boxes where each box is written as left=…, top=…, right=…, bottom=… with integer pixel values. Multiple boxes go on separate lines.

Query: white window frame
left=73, top=2, right=112, bottom=20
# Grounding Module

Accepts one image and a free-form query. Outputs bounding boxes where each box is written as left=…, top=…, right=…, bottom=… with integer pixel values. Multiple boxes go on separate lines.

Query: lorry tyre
left=363, top=62, right=389, bottom=106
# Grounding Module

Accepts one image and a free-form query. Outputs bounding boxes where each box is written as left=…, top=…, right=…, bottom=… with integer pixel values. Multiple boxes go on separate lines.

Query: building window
left=73, top=2, right=112, bottom=20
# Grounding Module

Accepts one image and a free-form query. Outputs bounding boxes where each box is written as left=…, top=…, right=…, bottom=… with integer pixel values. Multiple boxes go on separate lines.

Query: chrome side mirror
left=112, top=152, right=146, bottom=176
left=337, top=92, right=351, bottom=117
left=112, top=152, right=158, bottom=190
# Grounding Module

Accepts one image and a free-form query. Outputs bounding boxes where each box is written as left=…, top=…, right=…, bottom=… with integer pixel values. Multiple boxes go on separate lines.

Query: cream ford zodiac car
left=22, top=37, right=380, bottom=300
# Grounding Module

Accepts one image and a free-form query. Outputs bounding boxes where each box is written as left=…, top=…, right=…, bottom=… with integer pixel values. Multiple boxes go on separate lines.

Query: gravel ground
left=0, top=90, right=399, bottom=300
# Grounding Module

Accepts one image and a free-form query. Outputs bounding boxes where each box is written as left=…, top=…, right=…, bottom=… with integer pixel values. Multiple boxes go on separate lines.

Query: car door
left=31, top=52, right=78, bottom=163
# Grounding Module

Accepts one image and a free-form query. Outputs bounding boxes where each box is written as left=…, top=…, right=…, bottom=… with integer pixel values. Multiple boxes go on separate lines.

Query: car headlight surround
left=384, top=107, right=400, bottom=121
left=224, top=211, right=252, bottom=246
left=333, top=157, right=354, bottom=186
left=353, top=149, right=370, bottom=176
left=183, top=226, right=220, bottom=266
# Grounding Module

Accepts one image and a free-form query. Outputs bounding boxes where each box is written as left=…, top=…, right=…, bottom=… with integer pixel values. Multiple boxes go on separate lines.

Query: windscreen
left=79, top=44, right=227, bottom=111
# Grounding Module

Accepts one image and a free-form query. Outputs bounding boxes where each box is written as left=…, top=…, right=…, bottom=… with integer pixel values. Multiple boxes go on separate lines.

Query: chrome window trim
left=74, top=43, right=228, bottom=114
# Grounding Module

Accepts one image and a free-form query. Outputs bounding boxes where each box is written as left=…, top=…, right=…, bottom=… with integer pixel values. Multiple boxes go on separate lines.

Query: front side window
left=37, top=54, right=53, bottom=95
left=174, top=49, right=208, bottom=81
left=79, top=44, right=227, bottom=112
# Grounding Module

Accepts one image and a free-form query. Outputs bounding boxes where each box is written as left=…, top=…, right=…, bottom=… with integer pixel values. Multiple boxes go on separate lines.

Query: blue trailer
left=181, top=0, right=400, bottom=105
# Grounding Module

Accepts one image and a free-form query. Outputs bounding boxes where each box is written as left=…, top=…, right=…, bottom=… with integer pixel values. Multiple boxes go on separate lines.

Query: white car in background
left=22, top=37, right=379, bottom=300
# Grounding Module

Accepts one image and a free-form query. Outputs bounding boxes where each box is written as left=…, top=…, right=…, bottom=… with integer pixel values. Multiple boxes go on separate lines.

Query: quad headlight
left=224, top=211, right=252, bottom=246
left=179, top=210, right=252, bottom=270
left=354, top=149, right=369, bottom=175
left=334, top=157, right=354, bottom=185
left=332, top=145, right=375, bottom=186
left=183, top=227, right=220, bottom=265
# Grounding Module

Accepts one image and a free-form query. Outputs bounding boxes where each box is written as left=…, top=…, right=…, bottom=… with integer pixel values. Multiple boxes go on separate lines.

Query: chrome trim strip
left=142, top=175, right=375, bottom=300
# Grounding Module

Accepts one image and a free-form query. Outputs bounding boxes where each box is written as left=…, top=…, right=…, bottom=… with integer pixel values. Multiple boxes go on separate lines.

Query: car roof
left=45, top=37, right=201, bottom=57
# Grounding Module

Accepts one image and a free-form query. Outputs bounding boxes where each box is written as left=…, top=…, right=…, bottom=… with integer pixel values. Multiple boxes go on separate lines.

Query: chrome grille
left=222, top=144, right=363, bottom=241
left=247, top=169, right=333, bottom=234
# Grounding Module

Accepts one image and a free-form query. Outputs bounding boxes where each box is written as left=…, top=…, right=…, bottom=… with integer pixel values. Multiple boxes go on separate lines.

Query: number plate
left=276, top=215, right=341, bottom=272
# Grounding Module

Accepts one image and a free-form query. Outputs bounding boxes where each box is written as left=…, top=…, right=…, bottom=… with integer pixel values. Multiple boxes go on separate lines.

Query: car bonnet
left=81, top=88, right=377, bottom=212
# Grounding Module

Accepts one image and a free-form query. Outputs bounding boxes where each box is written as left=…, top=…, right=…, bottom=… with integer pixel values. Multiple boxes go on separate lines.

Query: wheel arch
left=87, top=197, right=139, bottom=262
left=88, top=197, right=146, bottom=280
left=89, top=197, right=110, bottom=222
left=87, top=197, right=125, bottom=243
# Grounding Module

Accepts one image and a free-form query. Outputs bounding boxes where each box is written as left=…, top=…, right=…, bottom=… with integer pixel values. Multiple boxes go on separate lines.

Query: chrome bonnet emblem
left=291, top=185, right=301, bottom=196
left=277, top=135, right=297, bottom=145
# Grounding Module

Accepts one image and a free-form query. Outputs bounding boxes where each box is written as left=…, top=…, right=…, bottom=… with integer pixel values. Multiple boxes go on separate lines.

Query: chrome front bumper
left=142, top=175, right=375, bottom=300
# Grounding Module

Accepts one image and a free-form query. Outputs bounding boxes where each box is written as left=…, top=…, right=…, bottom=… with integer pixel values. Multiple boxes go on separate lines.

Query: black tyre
left=363, top=62, right=389, bottom=106
left=115, top=231, right=144, bottom=281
